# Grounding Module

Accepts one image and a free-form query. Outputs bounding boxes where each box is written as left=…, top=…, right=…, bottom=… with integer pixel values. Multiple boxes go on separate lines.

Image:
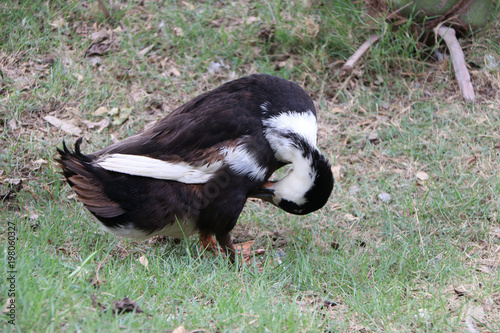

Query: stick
left=96, top=0, right=111, bottom=21
left=342, top=34, right=381, bottom=74
left=436, top=26, right=475, bottom=103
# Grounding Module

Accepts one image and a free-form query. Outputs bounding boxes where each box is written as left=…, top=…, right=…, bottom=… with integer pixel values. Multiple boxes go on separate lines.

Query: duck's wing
left=92, top=82, right=275, bottom=184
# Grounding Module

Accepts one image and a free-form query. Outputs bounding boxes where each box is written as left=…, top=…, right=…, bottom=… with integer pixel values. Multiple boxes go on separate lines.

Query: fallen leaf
left=368, top=130, right=379, bottom=143
left=8, top=119, right=17, bottom=130
left=331, top=165, right=342, bottom=181
left=2, top=298, right=15, bottom=315
left=90, top=30, right=110, bottom=43
left=330, top=107, right=345, bottom=113
left=181, top=1, right=195, bottom=10
left=65, top=106, right=80, bottom=115
left=344, top=213, right=358, bottom=221
left=466, top=305, right=485, bottom=325
left=348, top=185, right=360, bottom=195
left=235, top=240, right=254, bottom=257
left=5, top=178, right=23, bottom=185
left=129, top=85, right=147, bottom=103
left=112, top=107, right=133, bottom=126
left=50, top=17, right=66, bottom=28
left=168, top=66, right=181, bottom=77
left=172, top=27, right=184, bottom=37
left=416, top=171, right=429, bottom=181
left=207, top=60, right=227, bottom=75
left=244, top=16, right=259, bottom=25
left=172, top=326, right=187, bottom=333
left=138, top=44, right=155, bottom=57
left=32, top=159, right=48, bottom=170
left=138, top=255, right=149, bottom=270
left=44, top=115, right=82, bottom=136
left=81, top=118, right=110, bottom=132
left=87, top=56, right=102, bottom=66
left=108, top=107, right=120, bottom=116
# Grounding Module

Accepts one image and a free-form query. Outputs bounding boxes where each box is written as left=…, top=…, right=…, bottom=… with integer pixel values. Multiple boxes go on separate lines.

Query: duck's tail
left=56, top=138, right=125, bottom=219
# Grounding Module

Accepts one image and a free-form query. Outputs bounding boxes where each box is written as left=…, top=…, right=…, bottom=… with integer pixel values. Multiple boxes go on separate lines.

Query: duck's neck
left=271, top=145, right=316, bottom=206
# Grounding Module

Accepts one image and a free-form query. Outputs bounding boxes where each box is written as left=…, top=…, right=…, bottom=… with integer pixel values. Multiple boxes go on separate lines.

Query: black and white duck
left=57, top=74, right=334, bottom=262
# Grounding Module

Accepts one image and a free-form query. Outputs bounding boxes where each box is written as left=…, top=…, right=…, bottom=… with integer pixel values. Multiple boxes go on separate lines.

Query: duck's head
left=252, top=109, right=334, bottom=215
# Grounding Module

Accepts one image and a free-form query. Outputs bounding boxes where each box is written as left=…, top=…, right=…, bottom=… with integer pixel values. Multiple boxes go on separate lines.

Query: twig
left=341, top=34, right=381, bottom=74
left=436, top=26, right=475, bottom=103
left=96, top=0, right=111, bottom=21
left=95, top=254, right=109, bottom=285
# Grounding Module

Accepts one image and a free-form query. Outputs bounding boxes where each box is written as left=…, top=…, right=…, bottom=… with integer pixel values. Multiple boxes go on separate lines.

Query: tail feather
left=57, top=139, right=126, bottom=219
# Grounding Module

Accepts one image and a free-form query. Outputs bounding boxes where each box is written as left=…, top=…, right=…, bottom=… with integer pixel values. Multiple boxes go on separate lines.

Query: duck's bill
left=249, top=181, right=276, bottom=202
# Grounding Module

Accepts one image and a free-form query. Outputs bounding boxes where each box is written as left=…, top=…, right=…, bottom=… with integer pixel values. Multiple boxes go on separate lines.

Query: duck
left=57, top=74, right=334, bottom=262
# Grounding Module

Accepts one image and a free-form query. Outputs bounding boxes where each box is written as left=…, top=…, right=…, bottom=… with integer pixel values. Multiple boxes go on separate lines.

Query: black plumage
left=57, top=74, right=334, bottom=261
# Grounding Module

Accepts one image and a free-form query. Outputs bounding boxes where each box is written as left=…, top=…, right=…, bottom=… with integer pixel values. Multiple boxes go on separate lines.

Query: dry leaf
left=330, top=107, right=345, bottom=113
left=172, top=326, right=187, bottom=333
left=4, top=178, right=23, bottom=185
left=172, top=27, right=184, bottom=37
left=138, top=44, right=155, bottom=57
left=50, top=17, right=66, bottom=28
left=348, top=185, right=360, bottom=195
left=87, top=56, right=102, bottom=66
left=93, top=106, right=109, bottom=116
left=331, top=165, right=342, bottom=181
left=416, top=171, right=429, bottom=181
left=44, top=115, right=82, bottom=136
left=235, top=240, right=254, bottom=257
left=138, top=255, right=149, bottom=270
left=129, top=85, right=147, bottom=103
left=2, top=298, right=15, bottom=315
left=368, top=131, right=378, bottom=142
left=90, top=30, right=110, bottom=43
left=80, top=118, right=110, bottom=132
left=344, top=213, right=358, bottom=221
left=181, top=1, right=195, bottom=10
left=8, top=119, right=17, bottom=130
left=32, top=159, right=48, bottom=170
left=112, top=107, right=133, bottom=126
left=207, top=61, right=227, bottom=75
left=168, top=66, right=181, bottom=77
left=245, top=16, right=259, bottom=25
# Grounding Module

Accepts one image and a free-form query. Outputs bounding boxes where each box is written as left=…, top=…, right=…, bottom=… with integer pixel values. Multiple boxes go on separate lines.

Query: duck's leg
left=216, top=232, right=236, bottom=263
left=199, top=233, right=219, bottom=254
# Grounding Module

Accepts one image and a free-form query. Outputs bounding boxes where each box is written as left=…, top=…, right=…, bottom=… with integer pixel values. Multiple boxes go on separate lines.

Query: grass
left=1, top=0, right=499, bottom=331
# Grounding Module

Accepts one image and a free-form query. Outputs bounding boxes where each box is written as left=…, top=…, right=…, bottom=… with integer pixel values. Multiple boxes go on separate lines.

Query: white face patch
left=261, top=110, right=319, bottom=207
left=262, top=110, right=317, bottom=148
left=102, top=218, right=198, bottom=240
left=221, top=143, right=267, bottom=181
left=95, top=154, right=222, bottom=184
left=270, top=149, right=316, bottom=206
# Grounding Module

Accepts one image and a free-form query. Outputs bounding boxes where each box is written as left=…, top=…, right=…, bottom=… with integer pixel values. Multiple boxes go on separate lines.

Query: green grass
left=1, top=0, right=500, bottom=331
